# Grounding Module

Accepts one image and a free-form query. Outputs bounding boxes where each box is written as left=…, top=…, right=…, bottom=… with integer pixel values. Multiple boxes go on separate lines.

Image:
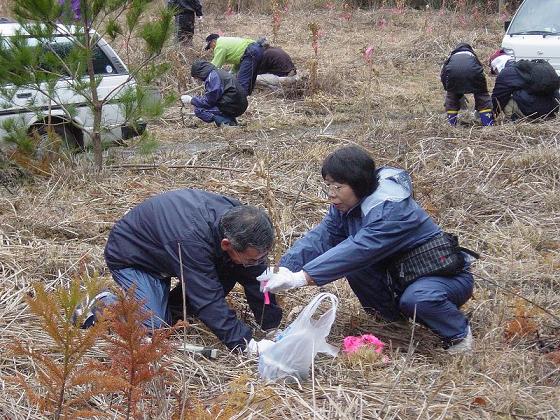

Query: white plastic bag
left=258, top=292, right=339, bottom=381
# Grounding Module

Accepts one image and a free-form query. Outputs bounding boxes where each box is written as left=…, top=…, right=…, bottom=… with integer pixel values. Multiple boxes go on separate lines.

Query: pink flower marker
left=343, top=334, right=385, bottom=354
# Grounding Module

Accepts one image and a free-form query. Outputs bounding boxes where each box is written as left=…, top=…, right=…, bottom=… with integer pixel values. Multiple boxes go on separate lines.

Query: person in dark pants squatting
left=181, top=60, right=248, bottom=127
left=168, top=0, right=203, bottom=46
left=258, top=146, right=477, bottom=354
left=489, top=49, right=560, bottom=122
left=441, top=43, right=494, bottom=126
left=205, top=33, right=264, bottom=96
left=78, top=189, right=282, bottom=354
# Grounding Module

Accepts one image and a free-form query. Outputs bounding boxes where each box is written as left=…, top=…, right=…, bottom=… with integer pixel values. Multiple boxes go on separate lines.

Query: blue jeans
left=347, top=264, right=473, bottom=342
left=102, top=268, right=171, bottom=329
left=236, top=42, right=264, bottom=96
left=103, top=266, right=282, bottom=331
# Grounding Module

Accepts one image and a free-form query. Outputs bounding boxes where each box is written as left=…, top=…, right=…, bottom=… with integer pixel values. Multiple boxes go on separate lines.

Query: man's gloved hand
left=257, top=267, right=307, bottom=293
left=245, top=338, right=274, bottom=356
left=181, top=94, right=193, bottom=106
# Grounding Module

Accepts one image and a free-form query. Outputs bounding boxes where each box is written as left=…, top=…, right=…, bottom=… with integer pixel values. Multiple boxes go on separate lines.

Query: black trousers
left=175, top=11, right=195, bottom=45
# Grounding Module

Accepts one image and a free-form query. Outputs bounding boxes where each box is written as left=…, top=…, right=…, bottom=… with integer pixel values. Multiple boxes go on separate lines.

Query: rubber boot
left=479, top=109, right=494, bottom=126
left=447, top=110, right=459, bottom=126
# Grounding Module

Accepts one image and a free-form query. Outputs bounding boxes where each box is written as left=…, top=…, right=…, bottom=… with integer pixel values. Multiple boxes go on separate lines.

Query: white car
left=0, top=20, right=146, bottom=153
left=502, top=0, right=560, bottom=74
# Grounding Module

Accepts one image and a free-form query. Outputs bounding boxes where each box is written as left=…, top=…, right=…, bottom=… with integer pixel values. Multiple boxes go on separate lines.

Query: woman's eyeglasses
left=321, top=183, right=345, bottom=196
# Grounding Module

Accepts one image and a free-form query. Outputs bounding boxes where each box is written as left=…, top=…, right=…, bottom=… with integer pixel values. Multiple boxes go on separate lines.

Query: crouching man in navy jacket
left=83, top=189, right=281, bottom=353
left=258, top=146, right=476, bottom=354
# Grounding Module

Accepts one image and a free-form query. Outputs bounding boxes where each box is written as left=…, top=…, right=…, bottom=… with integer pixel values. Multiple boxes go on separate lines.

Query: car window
left=7, top=35, right=118, bottom=76
left=44, top=36, right=117, bottom=75
left=508, top=0, right=560, bottom=34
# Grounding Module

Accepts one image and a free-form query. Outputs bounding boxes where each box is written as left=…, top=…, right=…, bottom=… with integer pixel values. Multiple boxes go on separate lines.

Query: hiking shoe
left=446, top=326, right=473, bottom=354
left=71, top=290, right=113, bottom=329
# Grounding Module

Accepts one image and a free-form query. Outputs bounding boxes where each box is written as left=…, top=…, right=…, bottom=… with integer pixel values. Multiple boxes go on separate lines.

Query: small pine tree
left=101, top=287, right=175, bottom=420
left=0, top=0, right=175, bottom=170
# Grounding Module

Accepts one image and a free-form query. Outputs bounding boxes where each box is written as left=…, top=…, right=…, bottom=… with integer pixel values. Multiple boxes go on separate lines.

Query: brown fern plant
left=101, top=288, right=175, bottom=420
left=8, top=275, right=118, bottom=419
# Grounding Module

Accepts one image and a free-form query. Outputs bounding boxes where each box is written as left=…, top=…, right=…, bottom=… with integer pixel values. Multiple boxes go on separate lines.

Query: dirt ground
left=1, top=5, right=559, bottom=419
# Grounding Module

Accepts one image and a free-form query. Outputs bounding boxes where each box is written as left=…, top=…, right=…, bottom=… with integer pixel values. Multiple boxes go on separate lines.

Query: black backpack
left=516, top=59, right=560, bottom=95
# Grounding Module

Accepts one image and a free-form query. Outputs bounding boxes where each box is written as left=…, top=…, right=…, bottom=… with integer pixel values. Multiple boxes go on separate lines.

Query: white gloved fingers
left=245, top=338, right=258, bottom=356
left=245, top=338, right=275, bottom=356
left=180, top=94, right=193, bottom=105
left=256, top=266, right=275, bottom=282
left=264, top=269, right=307, bottom=293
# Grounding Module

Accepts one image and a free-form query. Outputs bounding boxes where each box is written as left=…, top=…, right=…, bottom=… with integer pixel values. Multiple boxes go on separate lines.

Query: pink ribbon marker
left=263, top=281, right=270, bottom=304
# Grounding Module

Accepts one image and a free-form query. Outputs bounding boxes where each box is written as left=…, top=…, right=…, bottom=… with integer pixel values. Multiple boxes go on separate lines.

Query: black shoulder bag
left=387, top=232, right=479, bottom=293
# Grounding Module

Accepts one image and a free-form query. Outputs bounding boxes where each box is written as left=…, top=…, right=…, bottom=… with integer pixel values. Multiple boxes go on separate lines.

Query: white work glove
left=245, top=338, right=274, bottom=356
left=257, top=267, right=307, bottom=294
left=180, top=94, right=193, bottom=106
left=197, top=16, right=204, bottom=22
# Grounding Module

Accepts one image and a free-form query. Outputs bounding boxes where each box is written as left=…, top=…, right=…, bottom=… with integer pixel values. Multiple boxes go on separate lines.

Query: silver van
left=502, top=0, right=560, bottom=74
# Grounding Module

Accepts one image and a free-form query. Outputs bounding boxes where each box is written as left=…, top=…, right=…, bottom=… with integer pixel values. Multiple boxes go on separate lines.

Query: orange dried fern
left=8, top=274, right=117, bottom=419
left=504, top=298, right=539, bottom=341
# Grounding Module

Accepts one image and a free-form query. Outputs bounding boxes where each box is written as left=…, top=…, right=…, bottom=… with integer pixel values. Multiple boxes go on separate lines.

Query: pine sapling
left=308, top=22, right=321, bottom=96
left=101, top=287, right=175, bottom=420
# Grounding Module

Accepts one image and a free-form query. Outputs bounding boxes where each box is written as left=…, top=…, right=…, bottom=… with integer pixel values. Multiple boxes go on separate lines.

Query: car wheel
left=34, top=124, right=83, bottom=159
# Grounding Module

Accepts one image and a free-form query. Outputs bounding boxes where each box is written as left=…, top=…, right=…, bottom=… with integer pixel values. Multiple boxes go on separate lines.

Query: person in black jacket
left=168, top=0, right=203, bottom=46
left=181, top=60, right=248, bottom=127
left=86, top=189, right=282, bottom=352
left=489, top=50, right=560, bottom=121
left=440, top=43, right=494, bottom=126
left=258, top=46, right=297, bottom=77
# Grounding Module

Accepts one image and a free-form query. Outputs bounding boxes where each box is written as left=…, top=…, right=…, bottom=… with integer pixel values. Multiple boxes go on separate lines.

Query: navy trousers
left=194, top=106, right=235, bottom=126
left=347, top=263, right=473, bottom=342
left=236, top=42, right=264, bottom=96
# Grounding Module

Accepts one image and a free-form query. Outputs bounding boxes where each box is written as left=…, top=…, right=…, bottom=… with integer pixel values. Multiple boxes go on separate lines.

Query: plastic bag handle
left=291, top=292, right=338, bottom=333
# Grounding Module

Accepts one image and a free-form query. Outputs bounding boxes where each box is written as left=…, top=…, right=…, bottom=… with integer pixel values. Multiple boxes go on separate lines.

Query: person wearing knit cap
left=440, top=43, right=494, bottom=126
left=490, top=50, right=560, bottom=121
left=181, top=60, right=248, bottom=127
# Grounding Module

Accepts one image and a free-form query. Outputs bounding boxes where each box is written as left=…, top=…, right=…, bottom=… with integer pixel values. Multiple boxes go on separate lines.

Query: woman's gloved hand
left=257, top=267, right=307, bottom=293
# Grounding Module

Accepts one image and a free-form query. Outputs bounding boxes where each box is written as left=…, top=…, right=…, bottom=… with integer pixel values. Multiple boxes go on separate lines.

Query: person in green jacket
left=205, top=33, right=264, bottom=96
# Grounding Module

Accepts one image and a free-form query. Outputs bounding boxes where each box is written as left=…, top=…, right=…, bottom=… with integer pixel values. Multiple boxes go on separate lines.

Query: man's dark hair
left=321, top=146, right=378, bottom=199
left=219, top=206, right=274, bottom=252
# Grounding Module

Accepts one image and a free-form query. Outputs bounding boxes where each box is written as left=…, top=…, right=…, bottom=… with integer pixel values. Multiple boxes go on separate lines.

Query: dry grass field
left=1, top=3, right=559, bottom=419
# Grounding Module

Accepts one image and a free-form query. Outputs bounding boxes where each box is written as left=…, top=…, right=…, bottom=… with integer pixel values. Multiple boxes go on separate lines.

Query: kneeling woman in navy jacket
left=258, top=146, right=475, bottom=354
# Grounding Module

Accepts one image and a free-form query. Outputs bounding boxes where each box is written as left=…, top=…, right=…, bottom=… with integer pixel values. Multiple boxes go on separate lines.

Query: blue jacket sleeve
left=492, top=65, right=524, bottom=114
left=302, top=200, right=434, bottom=285
left=164, top=239, right=252, bottom=350
left=191, top=71, right=223, bottom=109
left=280, top=206, right=347, bottom=272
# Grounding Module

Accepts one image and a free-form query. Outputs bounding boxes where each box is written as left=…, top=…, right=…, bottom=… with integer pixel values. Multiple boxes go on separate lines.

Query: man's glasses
left=231, top=248, right=269, bottom=267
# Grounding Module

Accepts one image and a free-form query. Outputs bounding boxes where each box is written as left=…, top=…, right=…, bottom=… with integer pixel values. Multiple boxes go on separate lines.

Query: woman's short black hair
left=321, top=146, right=378, bottom=199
